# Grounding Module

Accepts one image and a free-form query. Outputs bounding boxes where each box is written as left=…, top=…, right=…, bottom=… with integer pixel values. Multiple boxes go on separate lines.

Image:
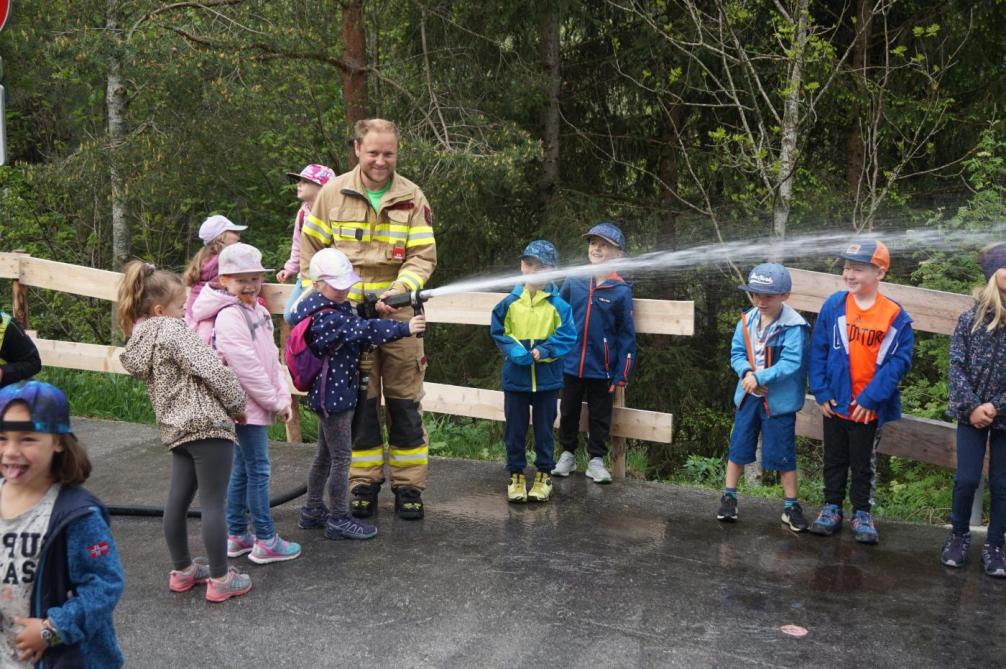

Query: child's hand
left=276, top=269, right=292, bottom=283
left=740, top=372, right=759, bottom=394
left=818, top=399, right=837, bottom=418
left=531, top=348, right=541, bottom=362
left=849, top=400, right=876, bottom=423
left=234, top=412, right=248, bottom=425
left=971, top=402, right=997, bottom=428
left=13, top=617, right=45, bottom=663
left=409, top=314, right=427, bottom=335
left=278, top=406, right=293, bottom=423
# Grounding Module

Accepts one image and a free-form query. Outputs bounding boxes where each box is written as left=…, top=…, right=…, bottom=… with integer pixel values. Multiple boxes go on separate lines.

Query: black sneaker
left=717, top=494, right=738, bottom=522
left=781, top=503, right=809, bottom=533
left=941, top=530, right=971, bottom=568
left=982, top=543, right=1006, bottom=578
left=350, top=483, right=380, bottom=518
left=395, top=486, right=424, bottom=520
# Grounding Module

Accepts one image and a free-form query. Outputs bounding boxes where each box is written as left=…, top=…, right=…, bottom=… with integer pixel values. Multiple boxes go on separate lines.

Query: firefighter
left=300, top=118, right=436, bottom=519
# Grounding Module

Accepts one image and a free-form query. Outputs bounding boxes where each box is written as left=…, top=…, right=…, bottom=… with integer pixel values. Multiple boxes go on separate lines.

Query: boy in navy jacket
left=808, top=240, right=913, bottom=544
left=553, top=222, right=636, bottom=484
left=717, top=264, right=810, bottom=532
left=491, top=241, right=576, bottom=503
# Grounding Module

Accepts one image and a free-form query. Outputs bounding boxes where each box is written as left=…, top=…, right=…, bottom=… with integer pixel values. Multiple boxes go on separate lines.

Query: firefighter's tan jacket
left=300, top=165, right=436, bottom=303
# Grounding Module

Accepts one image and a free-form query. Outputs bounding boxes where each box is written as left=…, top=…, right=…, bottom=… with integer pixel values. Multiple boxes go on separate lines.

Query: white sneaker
left=551, top=451, right=577, bottom=477
left=585, top=457, right=612, bottom=484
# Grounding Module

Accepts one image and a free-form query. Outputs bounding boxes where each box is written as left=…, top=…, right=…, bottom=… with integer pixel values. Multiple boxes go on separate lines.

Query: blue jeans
left=227, top=424, right=274, bottom=540
left=504, top=389, right=559, bottom=474
left=283, top=277, right=306, bottom=324
left=951, top=422, right=1006, bottom=545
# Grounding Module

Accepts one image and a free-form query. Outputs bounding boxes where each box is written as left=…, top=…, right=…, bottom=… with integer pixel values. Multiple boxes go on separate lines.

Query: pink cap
left=309, top=248, right=361, bottom=291
left=218, top=243, right=273, bottom=275
left=287, top=164, right=336, bottom=187
left=198, top=215, right=247, bottom=245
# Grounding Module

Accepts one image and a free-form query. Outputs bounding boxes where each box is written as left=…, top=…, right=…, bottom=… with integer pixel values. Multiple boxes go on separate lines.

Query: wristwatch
left=40, top=620, right=61, bottom=648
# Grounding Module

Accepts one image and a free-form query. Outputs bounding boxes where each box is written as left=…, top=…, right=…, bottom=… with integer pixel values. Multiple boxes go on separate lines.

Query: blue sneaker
left=982, top=543, right=1006, bottom=578
left=298, top=504, right=329, bottom=530
left=809, top=504, right=843, bottom=536
left=851, top=510, right=879, bottom=544
left=325, top=514, right=378, bottom=541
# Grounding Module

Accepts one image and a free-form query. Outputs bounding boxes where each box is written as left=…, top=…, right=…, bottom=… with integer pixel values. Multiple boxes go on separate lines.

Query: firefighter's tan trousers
left=350, top=333, right=429, bottom=491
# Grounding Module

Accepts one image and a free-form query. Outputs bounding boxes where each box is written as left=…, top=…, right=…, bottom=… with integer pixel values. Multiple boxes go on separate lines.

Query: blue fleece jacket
left=490, top=283, right=576, bottom=393
left=808, top=290, right=914, bottom=426
left=288, top=291, right=411, bottom=416
left=33, top=485, right=124, bottom=669
left=731, top=303, right=810, bottom=415
left=559, top=273, right=637, bottom=387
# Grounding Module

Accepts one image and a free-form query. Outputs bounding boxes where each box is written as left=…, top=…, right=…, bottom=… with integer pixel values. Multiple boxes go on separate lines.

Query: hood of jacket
left=192, top=284, right=242, bottom=322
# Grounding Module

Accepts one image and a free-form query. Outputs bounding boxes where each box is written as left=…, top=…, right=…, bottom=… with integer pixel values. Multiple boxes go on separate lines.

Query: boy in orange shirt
left=807, top=240, right=914, bottom=543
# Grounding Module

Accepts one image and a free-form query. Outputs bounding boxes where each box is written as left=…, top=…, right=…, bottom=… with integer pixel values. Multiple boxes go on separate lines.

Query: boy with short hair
left=717, top=263, right=810, bottom=532
left=490, top=241, right=576, bottom=502
left=808, top=240, right=914, bottom=544
left=552, top=222, right=636, bottom=484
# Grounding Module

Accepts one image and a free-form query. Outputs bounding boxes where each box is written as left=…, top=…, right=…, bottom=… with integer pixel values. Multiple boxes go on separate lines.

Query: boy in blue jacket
left=808, top=240, right=914, bottom=544
left=552, top=222, right=636, bottom=484
left=716, top=264, right=810, bottom=532
left=491, top=241, right=576, bottom=503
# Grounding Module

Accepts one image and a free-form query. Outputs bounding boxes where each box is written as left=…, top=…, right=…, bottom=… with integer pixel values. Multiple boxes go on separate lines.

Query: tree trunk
left=772, top=0, right=809, bottom=241
left=106, top=1, right=129, bottom=270
left=341, top=0, right=368, bottom=168
left=538, top=1, right=561, bottom=222
left=846, top=0, right=871, bottom=191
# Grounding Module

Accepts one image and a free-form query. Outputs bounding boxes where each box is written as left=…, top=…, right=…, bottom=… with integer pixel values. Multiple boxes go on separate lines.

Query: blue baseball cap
left=583, top=222, right=626, bottom=251
left=737, top=262, right=792, bottom=295
left=0, top=381, right=74, bottom=436
left=521, top=240, right=559, bottom=268
left=838, top=239, right=889, bottom=272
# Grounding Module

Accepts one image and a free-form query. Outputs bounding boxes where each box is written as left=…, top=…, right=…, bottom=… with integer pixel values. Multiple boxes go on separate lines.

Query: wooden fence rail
left=1, top=252, right=687, bottom=477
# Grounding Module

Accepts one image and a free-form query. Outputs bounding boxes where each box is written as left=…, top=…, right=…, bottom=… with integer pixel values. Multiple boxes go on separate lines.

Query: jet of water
left=422, top=226, right=1005, bottom=298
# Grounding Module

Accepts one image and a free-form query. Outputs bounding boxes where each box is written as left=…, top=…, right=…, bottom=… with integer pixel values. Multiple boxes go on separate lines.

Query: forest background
left=2, top=0, right=1005, bottom=521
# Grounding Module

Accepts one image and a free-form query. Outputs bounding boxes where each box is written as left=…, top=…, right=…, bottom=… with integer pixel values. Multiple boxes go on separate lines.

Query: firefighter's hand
left=531, top=348, right=541, bottom=362
left=14, top=617, right=45, bottom=663
left=376, top=289, right=401, bottom=315
left=276, top=269, right=292, bottom=283
left=740, top=372, right=759, bottom=394
left=818, top=399, right=837, bottom=419
left=409, top=314, right=427, bottom=335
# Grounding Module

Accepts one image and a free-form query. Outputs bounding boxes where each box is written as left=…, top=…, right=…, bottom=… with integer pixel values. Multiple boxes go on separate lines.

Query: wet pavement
left=75, top=417, right=1004, bottom=668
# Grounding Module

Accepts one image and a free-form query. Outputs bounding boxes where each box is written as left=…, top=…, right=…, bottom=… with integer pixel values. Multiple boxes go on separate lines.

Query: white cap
left=198, top=215, right=247, bottom=245
left=309, top=248, right=361, bottom=290
left=218, top=243, right=272, bottom=275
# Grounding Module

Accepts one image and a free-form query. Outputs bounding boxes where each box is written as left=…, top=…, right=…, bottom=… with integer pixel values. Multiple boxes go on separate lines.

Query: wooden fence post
left=10, top=251, right=29, bottom=328
left=612, top=386, right=626, bottom=479
left=279, top=319, right=302, bottom=443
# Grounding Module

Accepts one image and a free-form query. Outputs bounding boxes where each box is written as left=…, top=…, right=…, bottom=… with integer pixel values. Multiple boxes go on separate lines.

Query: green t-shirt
left=366, top=181, right=391, bottom=213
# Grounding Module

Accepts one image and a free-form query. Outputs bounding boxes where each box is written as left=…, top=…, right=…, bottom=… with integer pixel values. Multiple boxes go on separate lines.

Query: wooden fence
left=0, top=252, right=689, bottom=478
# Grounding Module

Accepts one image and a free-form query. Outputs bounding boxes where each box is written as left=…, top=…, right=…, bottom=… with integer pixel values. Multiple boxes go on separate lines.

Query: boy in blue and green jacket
left=490, top=240, right=576, bottom=504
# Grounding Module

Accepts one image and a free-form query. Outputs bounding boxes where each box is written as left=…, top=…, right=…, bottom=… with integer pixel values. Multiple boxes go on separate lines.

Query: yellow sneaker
left=527, top=471, right=552, bottom=502
left=507, top=473, right=527, bottom=503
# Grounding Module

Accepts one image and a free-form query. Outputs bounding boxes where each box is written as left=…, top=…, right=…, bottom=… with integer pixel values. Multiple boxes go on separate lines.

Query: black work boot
left=394, top=486, right=424, bottom=520
left=350, top=483, right=381, bottom=518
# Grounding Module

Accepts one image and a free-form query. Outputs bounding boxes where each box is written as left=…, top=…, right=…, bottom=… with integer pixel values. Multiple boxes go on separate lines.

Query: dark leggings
left=164, top=439, right=234, bottom=578
left=951, top=422, right=1006, bottom=545
left=306, top=410, right=354, bottom=518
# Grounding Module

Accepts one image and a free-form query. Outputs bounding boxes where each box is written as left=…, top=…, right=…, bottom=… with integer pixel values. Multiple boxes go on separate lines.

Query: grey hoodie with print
left=119, top=316, right=246, bottom=449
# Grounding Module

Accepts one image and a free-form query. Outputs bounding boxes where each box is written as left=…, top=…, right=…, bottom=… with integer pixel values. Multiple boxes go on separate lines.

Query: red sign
left=0, top=1, right=9, bottom=33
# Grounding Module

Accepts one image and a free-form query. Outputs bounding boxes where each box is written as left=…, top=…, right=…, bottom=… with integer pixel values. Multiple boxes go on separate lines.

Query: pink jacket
left=282, top=204, right=310, bottom=276
left=191, top=286, right=292, bottom=426
left=184, top=254, right=220, bottom=327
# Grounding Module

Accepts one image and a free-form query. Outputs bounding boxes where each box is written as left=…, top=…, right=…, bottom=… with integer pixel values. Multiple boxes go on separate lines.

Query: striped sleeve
left=394, top=189, right=437, bottom=292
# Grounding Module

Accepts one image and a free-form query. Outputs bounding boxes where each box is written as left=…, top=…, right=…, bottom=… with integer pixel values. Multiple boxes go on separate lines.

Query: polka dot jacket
left=291, top=290, right=412, bottom=415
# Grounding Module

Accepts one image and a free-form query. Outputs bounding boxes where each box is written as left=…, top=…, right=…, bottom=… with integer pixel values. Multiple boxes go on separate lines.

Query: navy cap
left=520, top=240, right=558, bottom=268
left=838, top=239, right=889, bottom=272
left=0, top=381, right=74, bottom=435
left=583, top=222, right=626, bottom=251
left=980, top=242, right=1006, bottom=281
left=737, top=262, right=792, bottom=295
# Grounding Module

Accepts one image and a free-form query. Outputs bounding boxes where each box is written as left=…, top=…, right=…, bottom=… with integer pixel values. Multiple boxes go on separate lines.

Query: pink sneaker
left=205, top=567, right=252, bottom=603
left=227, top=533, right=254, bottom=558
left=169, top=557, right=210, bottom=592
left=248, top=533, right=302, bottom=564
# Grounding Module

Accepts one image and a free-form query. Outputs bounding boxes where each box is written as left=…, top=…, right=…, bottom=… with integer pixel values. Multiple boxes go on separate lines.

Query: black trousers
left=822, top=416, right=880, bottom=512
left=558, top=374, right=613, bottom=459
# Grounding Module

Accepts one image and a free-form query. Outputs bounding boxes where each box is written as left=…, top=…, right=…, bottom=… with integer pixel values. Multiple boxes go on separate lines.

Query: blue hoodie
left=490, top=283, right=576, bottom=392
left=33, top=486, right=124, bottom=669
left=730, top=303, right=810, bottom=415
left=808, top=290, right=914, bottom=426
left=288, top=290, right=412, bottom=416
left=559, top=273, right=637, bottom=388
